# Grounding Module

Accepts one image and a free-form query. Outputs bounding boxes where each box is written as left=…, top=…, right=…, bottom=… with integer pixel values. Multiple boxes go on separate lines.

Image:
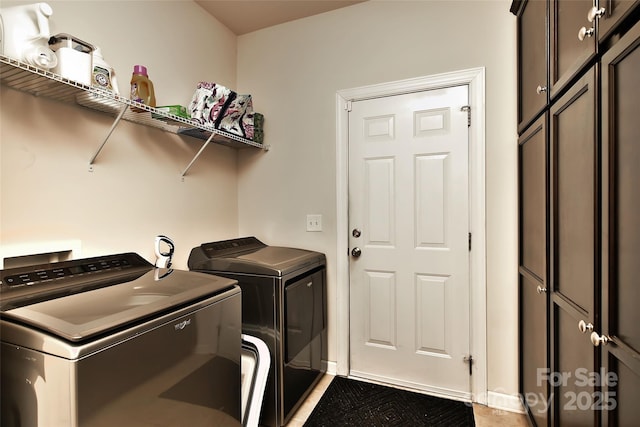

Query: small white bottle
left=91, top=46, right=119, bottom=94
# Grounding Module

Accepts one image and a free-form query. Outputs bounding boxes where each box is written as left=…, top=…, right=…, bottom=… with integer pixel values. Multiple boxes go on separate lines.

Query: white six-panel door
left=348, top=85, right=471, bottom=399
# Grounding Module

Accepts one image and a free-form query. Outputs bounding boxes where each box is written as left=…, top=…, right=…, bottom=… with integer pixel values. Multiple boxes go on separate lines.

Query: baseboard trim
left=487, top=391, right=525, bottom=414
left=326, top=361, right=337, bottom=375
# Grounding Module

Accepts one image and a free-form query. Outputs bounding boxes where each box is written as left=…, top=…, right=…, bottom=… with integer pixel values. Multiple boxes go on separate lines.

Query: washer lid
left=1, top=268, right=238, bottom=342
left=229, top=246, right=324, bottom=276
left=190, top=242, right=325, bottom=276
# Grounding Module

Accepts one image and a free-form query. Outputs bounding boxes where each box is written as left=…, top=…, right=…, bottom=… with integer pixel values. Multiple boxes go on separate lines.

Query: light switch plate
left=306, top=214, right=322, bottom=232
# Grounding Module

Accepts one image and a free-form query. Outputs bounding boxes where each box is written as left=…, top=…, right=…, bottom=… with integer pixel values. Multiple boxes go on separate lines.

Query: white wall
left=236, top=0, right=519, bottom=396
left=0, top=1, right=241, bottom=268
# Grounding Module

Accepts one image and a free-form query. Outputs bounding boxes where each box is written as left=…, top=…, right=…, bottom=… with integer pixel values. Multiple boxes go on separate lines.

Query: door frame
left=335, top=67, right=487, bottom=404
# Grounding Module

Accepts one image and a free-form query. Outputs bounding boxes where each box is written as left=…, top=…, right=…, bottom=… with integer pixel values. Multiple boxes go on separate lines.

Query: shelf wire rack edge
left=0, top=55, right=264, bottom=149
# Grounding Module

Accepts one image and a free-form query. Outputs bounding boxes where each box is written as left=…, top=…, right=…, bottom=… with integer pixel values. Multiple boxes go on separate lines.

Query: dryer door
left=284, top=268, right=325, bottom=363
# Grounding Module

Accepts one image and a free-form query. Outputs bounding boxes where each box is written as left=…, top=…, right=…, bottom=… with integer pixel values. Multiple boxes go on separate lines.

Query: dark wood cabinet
left=513, top=1, right=640, bottom=426
left=597, top=0, right=640, bottom=42
left=551, top=67, right=597, bottom=320
left=519, top=115, right=549, bottom=427
left=521, top=274, right=549, bottom=426
left=517, top=0, right=548, bottom=132
left=600, top=20, right=640, bottom=426
left=550, top=0, right=597, bottom=98
left=520, top=116, right=547, bottom=280
left=553, top=305, right=598, bottom=425
left=550, top=67, right=599, bottom=426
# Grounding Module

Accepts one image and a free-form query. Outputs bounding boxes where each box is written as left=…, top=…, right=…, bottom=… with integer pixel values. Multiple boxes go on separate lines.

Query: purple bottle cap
left=133, top=65, right=148, bottom=76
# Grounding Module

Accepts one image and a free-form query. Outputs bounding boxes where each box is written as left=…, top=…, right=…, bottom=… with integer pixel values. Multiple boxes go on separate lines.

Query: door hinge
left=461, top=105, right=471, bottom=127
left=468, top=232, right=472, bottom=251
left=463, top=354, right=473, bottom=376
left=345, top=100, right=353, bottom=112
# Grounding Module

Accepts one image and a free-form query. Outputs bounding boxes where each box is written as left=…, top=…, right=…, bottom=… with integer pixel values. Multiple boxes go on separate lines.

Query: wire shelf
left=0, top=55, right=264, bottom=151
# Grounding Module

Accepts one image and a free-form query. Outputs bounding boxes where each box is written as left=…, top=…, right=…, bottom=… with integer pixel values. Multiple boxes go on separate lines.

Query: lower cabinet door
left=521, top=274, right=549, bottom=427
left=551, top=301, right=598, bottom=426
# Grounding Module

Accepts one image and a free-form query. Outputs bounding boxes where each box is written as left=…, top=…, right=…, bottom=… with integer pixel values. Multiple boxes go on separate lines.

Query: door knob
left=590, top=331, right=611, bottom=347
left=578, top=320, right=594, bottom=333
left=587, top=6, right=606, bottom=22
left=352, top=228, right=362, bottom=238
left=578, top=26, right=595, bottom=41
left=536, top=285, right=547, bottom=294
left=351, top=247, right=362, bottom=257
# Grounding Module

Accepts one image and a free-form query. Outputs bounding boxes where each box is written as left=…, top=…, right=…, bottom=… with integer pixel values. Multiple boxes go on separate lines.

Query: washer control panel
left=201, top=236, right=266, bottom=258
left=3, top=257, right=133, bottom=287
left=0, top=253, right=153, bottom=310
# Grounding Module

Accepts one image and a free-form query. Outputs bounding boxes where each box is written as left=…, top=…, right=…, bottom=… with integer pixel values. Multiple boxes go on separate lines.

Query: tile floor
left=285, top=374, right=530, bottom=427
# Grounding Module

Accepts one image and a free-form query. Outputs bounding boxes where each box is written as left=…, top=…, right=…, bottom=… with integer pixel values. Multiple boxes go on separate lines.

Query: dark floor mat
left=303, top=376, right=475, bottom=427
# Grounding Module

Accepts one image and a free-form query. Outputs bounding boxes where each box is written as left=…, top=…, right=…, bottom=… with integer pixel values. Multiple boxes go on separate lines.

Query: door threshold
left=348, top=370, right=473, bottom=403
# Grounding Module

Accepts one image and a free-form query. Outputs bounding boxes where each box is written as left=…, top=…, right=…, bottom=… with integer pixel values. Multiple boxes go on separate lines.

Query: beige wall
left=0, top=0, right=240, bottom=268
left=1, top=0, right=519, bottom=400
left=236, top=1, right=518, bottom=396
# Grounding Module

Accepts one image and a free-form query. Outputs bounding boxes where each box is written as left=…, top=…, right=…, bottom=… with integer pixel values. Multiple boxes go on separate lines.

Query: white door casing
left=335, top=68, right=487, bottom=404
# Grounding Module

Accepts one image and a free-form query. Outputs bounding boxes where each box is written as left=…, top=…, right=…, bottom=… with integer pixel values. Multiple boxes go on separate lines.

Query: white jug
left=0, top=2, right=57, bottom=69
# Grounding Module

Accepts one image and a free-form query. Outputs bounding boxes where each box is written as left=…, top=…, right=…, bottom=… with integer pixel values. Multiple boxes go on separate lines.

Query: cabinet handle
left=578, top=320, right=594, bottom=333
left=536, top=285, right=547, bottom=294
left=578, top=26, right=595, bottom=41
left=536, top=85, right=547, bottom=95
left=587, top=6, right=606, bottom=22
left=590, top=331, right=611, bottom=347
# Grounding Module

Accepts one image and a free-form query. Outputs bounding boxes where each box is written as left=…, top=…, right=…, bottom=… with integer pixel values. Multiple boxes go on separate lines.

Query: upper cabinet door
left=595, top=0, right=640, bottom=42
left=517, top=0, right=548, bottom=133
left=550, top=0, right=597, bottom=98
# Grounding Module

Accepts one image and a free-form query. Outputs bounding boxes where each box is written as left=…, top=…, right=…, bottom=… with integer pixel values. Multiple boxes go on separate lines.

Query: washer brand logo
left=174, top=319, right=192, bottom=331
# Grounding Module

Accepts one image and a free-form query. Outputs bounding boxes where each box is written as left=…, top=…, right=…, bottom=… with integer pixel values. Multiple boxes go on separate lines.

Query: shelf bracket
left=180, top=131, right=216, bottom=179
left=88, top=104, right=127, bottom=171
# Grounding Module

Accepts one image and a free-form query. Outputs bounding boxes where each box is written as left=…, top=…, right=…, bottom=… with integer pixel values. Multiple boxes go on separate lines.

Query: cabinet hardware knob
left=578, top=320, right=594, bottom=333
left=587, top=6, right=606, bottom=22
left=536, top=285, right=547, bottom=294
left=536, top=85, right=547, bottom=95
left=351, top=247, right=362, bottom=257
left=578, top=26, right=595, bottom=41
left=590, top=331, right=611, bottom=347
